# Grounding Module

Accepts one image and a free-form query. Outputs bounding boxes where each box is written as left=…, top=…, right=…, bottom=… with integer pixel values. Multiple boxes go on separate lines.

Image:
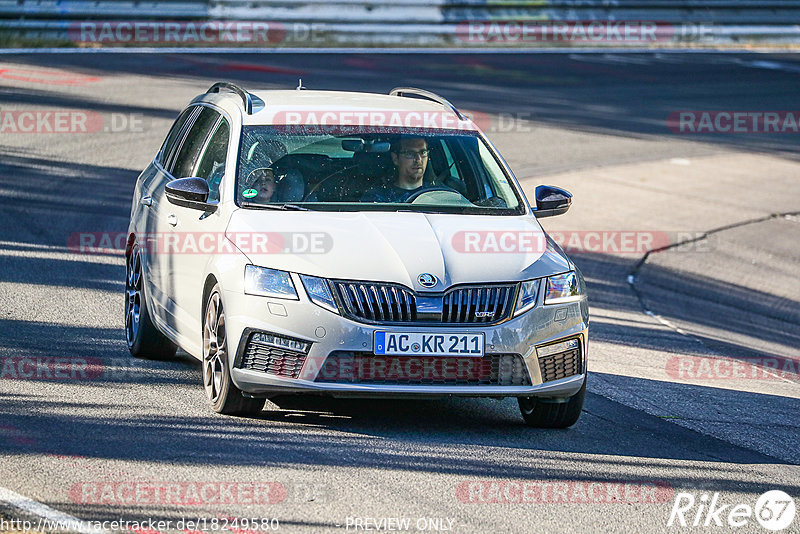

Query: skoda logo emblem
left=418, top=273, right=437, bottom=288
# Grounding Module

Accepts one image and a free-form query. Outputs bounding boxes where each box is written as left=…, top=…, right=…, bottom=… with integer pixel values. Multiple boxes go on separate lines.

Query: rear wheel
left=203, top=286, right=265, bottom=415
left=518, top=376, right=586, bottom=428
left=125, top=243, right=177, bottom=360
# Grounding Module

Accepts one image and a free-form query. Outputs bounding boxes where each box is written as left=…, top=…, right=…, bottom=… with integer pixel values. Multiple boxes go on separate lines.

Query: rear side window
left=158, top=107, right=196, bottom=167
left=171, top=107, right=221, bottom=179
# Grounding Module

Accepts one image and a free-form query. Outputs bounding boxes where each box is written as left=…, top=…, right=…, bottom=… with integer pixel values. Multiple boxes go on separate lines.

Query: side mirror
left=165, top=177, right=218, bottom=212
left=534, top=185, right=572, bottom=218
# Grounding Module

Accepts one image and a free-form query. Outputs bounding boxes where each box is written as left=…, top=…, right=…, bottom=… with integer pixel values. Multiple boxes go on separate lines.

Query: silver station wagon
left=125, top=82, right=588, bottom=427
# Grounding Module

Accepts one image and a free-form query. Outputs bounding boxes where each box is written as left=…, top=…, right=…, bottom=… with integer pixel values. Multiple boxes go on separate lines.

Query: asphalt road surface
left=0, top=51, right=798, bottom=534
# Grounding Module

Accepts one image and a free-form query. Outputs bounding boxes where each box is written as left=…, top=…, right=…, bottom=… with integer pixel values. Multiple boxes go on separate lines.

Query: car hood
left=226, top=209, right=571, bottom=291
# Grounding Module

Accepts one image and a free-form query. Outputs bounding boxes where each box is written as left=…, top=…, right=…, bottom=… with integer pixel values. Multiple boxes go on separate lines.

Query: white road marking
left=0, top=486, right=109, bottom=534
left=629, top=231, right=798, bottom=385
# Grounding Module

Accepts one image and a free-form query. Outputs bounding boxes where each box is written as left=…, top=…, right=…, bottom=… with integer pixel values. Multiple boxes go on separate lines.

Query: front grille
left=315, top=352, right=531, bottom=386
left=331, top=281, right=517, bottom=324
left=239, top=335, right=307, bottom=379
left=538, top=347, right=582, bottom=383
left=442, top=285, right=516, bottom=323
left=333, top=281, right=416, bottom=322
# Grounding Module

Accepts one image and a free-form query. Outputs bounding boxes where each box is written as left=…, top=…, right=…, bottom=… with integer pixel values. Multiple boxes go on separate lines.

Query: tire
left=202, top=285, right=265, bottom=415
left=518, top=376, right=586, bottom=428
left=125, top=243, right=177, bottom=360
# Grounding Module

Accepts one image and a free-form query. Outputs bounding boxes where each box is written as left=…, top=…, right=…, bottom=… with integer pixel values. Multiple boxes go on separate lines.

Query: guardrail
left=208, top=0, right=800, bottom=24
left=0, top=0, right=206, bottom=19
left=1, top=0, right=799, bottom=46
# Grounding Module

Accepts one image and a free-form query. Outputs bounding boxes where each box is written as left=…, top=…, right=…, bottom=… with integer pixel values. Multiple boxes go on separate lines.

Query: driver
left=362, top=136, right=439, bottom=202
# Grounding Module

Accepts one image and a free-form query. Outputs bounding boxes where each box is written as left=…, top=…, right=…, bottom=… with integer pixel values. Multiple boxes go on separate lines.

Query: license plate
left=374, top=332, right=484, bottom=357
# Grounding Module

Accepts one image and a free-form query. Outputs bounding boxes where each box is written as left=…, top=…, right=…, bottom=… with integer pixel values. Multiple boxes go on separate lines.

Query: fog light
left=251, top=332, right=311, bottom=354
left=537, top=338, right=580, bottom=358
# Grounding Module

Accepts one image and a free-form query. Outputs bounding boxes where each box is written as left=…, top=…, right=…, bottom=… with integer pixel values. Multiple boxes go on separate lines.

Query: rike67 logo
left=668, top=490, right=796, bottom=530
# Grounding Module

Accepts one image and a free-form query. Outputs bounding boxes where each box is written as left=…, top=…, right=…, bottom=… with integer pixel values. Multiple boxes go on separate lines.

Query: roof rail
left=207, top=82, right=254, bottom=114
left=389, top=87, right=467, bottom=121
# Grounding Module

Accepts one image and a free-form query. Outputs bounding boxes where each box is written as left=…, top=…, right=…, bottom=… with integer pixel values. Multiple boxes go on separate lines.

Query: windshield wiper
left=240, top=202, right=310, bottom=211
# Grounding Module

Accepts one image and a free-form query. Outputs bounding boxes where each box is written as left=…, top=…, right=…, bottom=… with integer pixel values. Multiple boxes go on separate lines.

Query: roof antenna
left=296, top=78, right=305, bottom=90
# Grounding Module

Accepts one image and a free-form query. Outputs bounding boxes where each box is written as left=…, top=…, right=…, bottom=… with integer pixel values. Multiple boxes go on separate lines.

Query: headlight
left=244, top=265, right=298, bottom=299
left=300, top=275, right=339, bottom=314
left=513, top=279, right=540, bottom=316
left=544, top=271, right=581, bottom=305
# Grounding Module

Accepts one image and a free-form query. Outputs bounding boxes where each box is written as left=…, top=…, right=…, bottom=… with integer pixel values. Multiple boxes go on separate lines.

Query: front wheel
left=518, top=376, right=586, bottom=428
left=203, top=286, right=265, bottom=415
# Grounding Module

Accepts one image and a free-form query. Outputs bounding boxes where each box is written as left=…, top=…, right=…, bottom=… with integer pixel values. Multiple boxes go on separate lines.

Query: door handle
left=166, top=214, right=178, bottom=227
left=141, top=196, right=153, bottom=207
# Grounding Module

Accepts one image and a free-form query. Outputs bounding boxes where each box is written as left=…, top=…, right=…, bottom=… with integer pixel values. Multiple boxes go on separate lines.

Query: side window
left=195, top=119, right=230, bottom=203
left=445, top=138, right=481, bottom=201
left=438, top=139, right=467, bottom=192
left=158, top=107, right=196, bottom=167
left=171, top=107, right=221, bottom=179
left=477, top=141, right=519, bottom=208
left=440, top=139, right=456, bottom=170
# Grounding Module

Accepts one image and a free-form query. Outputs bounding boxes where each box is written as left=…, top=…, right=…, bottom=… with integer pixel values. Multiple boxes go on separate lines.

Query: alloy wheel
left=203, top=292, right=226, bottom=404
left=124, top=246, right=142, bottom=347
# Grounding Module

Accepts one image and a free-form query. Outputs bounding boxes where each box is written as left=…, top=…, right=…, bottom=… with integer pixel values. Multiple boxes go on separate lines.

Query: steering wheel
left=403, top=186, right=459, bottom=203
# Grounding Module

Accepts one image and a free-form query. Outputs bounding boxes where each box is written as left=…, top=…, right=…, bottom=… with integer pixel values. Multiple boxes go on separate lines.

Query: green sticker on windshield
left=242, top=188, right=258, bottom=199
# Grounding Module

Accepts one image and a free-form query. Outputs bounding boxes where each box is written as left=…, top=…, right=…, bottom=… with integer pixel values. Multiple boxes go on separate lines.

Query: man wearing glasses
left=362, top=136, right=440, bottom=202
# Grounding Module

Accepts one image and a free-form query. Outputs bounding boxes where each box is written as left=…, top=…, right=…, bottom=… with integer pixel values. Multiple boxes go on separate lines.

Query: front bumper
left=223, top=280, right=588, bottom=399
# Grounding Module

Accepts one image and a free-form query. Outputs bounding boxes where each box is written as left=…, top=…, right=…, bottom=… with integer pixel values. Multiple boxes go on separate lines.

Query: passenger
left=245, top=167, right=277, bottom=202
left=242, top=138, right=289, bottom=202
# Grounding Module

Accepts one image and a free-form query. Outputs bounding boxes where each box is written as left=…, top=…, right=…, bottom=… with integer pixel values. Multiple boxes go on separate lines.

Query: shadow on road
left=2, top=52, right=799, bottom=160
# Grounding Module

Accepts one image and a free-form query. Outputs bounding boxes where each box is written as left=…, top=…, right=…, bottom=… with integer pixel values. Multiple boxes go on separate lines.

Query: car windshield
left=236, top=126, right=524, bottom=214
